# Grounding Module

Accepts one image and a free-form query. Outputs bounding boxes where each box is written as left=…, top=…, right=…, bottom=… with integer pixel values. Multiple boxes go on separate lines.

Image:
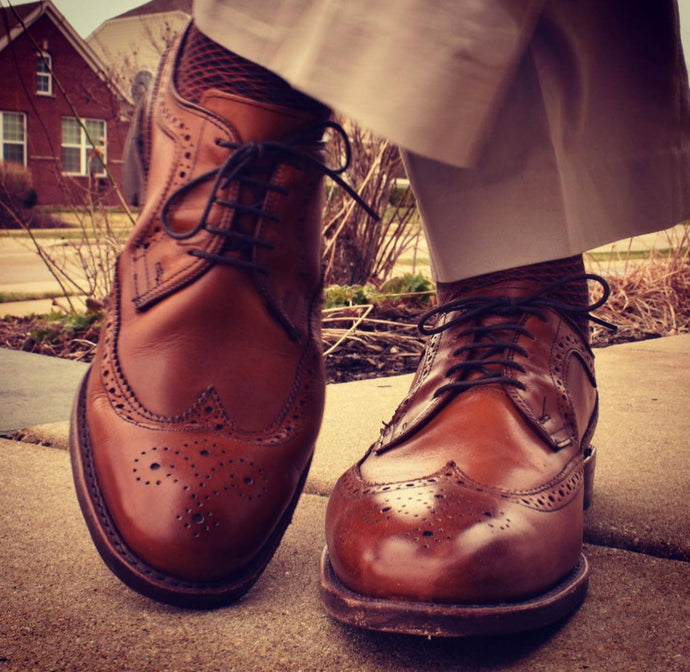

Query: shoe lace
left=417, top=274, right=617, bottom=398
left=160, top=120, right=378, bottom=274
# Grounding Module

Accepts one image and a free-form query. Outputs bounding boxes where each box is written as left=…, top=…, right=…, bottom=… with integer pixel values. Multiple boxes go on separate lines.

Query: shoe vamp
left=360, top=386, right=578, bottom=493
left=114, top=260, right=315, bottom=431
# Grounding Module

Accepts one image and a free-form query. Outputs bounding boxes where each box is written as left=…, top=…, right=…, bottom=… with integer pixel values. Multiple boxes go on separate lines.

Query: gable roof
left=87, top=4, right=189, bottom=81
left=0, top=0, right=40, bottom=33
left=0, top=0, right=124, bottom=96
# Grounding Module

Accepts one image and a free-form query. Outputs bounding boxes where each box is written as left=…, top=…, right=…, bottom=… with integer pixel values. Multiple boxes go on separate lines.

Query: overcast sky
left=4, top=0, right=690, bottom=64
left=6, top=0, right=145, bottom=38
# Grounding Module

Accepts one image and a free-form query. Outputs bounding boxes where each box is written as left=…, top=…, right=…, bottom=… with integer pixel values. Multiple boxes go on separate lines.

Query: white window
left=61, top=118, right=107, bottom=176
left=0, top=111, right=27, bottom=165
left=36, top=52, right=52, bottom=96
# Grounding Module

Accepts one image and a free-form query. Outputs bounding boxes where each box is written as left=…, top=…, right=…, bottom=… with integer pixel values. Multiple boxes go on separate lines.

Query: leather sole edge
left=319, top=547, right=589, bottom=637
left=69, top=368, right=311, bottom=609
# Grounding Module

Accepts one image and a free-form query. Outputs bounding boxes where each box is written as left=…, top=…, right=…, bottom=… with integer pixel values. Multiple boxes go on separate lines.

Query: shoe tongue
left=200, top=89, right=320, bottom=142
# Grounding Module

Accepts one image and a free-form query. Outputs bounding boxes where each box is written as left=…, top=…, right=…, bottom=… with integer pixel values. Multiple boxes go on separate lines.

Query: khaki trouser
left=196, top=0, right=690, bottom=280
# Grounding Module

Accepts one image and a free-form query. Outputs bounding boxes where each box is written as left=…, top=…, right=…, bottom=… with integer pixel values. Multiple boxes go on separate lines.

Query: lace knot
left=417, top=274, right=617, bottom=399
left=160, top=121, right=378, bottom=255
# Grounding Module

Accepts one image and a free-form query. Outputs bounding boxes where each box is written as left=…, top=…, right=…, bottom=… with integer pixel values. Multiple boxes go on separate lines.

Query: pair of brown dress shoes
left=70, top=32, right=610, bottom=637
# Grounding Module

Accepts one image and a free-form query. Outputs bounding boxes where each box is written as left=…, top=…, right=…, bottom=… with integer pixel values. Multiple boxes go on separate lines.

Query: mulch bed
left=0, top=313, right=102, bottom=362
left=0, top=305, right=426, bottom=384
left=0, top=298, right=668, bottom=385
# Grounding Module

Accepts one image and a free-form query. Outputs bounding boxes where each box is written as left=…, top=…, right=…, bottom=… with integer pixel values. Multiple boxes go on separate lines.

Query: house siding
left=87, top=11, right=189, bottom=78
left=0, top=13, right=130, bottom=207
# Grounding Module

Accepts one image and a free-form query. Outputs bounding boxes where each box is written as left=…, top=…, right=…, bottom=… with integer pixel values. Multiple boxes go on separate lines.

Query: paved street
left=1, top=223, right=687, bottom=317
left=0, top=234, right=92, bottom=315
left=0, top=235, right=68, bottom=291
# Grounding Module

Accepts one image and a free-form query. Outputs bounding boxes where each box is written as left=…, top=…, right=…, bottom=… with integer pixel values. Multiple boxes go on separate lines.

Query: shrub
left=324, top=283, right=379, bottom=309
left=324, top=274, right=434, bottom=309
left=0, top=161, right=37, bottom=227
left=322, top=119, right=419, bottom=286
left=380, top=273, right=433, bottom=297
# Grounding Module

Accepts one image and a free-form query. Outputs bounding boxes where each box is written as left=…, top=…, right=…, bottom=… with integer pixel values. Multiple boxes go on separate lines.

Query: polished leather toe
left=70, top=23, right=328, bottom=605
left=324, top=278, right=607, bottom=622
left=83, top=366, right=319, bottom=583
left=327, top=452, right=585, bottom=604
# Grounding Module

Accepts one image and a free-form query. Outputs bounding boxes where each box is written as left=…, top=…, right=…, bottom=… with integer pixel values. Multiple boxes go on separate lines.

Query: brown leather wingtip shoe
left=69, top=25, right=338, bottom=607
left=321, top=276, right=612, bottom=636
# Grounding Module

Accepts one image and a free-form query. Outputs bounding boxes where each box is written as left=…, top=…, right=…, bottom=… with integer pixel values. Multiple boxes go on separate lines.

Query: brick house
left=0, top=0, right=131, bottom=207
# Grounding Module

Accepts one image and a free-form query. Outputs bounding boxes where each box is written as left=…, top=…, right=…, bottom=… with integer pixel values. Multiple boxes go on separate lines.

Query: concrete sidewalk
left=1, top=337, right=689, bottom=671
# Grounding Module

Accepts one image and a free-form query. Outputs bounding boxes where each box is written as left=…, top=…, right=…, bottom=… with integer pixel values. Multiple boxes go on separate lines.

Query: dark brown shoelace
left=417, top=274, right=617, bottom=398
left=161, top=121, right=378, bottom=274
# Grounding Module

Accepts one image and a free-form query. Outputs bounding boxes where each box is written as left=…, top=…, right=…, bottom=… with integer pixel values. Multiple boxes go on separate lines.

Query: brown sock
left=438, top=255, right=587, bottom=302
left=437, top=255, right=589, bottom=329
left=176, top=24, right=330, bottom=117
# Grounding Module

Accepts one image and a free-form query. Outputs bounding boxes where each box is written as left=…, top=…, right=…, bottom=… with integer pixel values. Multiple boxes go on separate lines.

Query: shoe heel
left=583, top=445, right=596, bottom=510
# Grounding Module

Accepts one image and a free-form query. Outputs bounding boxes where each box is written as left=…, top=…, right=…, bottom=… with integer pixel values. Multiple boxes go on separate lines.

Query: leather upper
left=82, top=30, right=326, bottom=582
left=326, top=280, right=598, bottom=603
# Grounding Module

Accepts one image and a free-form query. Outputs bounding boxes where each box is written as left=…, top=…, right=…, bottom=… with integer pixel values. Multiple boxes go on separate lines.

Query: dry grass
left=589, top=228, right=689, bottom=346
left=322, top=305, right=423, bottom=357
left=322, top=303, right=426, bottom=382
left=321, top=229, right=690, bottom=364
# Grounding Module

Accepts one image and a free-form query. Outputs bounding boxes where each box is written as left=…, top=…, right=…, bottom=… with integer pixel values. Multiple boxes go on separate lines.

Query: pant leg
left=408, top=0, right=690, bottom=280
left=194, top=0, right=546, bottom=167
left=195, top=0, right=690, bottom=281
